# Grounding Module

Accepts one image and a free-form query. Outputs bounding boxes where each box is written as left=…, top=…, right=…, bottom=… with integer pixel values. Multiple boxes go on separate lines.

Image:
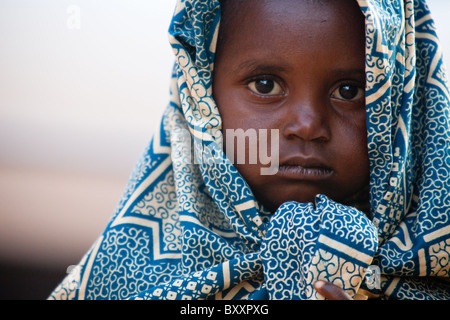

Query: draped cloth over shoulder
left=49, top=0, right=450, bottom=300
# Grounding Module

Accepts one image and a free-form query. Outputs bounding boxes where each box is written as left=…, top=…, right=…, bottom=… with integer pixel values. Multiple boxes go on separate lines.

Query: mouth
left=277, top=157, right=334, bottom=181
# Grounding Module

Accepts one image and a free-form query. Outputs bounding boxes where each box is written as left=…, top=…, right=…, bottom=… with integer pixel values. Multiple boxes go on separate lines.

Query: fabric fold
left=261, top=196, right=378, bottom=300
left=49, top=0, right=450, bottom=300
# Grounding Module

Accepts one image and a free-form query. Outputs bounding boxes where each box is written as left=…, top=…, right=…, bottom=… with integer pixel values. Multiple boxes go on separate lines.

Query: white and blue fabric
left=49, top=0, right=450, bottom=300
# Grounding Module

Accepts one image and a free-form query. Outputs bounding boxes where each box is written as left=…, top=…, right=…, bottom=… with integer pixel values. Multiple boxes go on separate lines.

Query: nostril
left=282, top=115, right=331, bottom=143
left=312, top=136, right=329, bottom=144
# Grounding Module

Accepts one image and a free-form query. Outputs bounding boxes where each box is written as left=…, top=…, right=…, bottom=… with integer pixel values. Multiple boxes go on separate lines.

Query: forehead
left=220, top=0, right=361, bottom=19
left=218, top=0, right=365, bottom=46
left=216, top=0, right=365, bottom=72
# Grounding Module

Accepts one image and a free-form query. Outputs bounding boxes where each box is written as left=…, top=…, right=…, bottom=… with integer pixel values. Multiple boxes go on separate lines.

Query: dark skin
left=213, top=0, right=368, bottom=300
left=314, top=280, right=353, bottom=300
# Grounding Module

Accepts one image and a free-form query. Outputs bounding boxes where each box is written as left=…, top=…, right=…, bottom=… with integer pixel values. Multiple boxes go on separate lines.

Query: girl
left=50, top=0, right=450, bottom=300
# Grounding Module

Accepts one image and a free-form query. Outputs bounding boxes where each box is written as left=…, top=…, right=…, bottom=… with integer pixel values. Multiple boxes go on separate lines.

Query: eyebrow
left=329, top=69, right=367, bottom=84
left=229, top=58, right=366, bottom=82
left=330, top=68, right=366, bottom=78
left=231, top=59, right=289, bottom=76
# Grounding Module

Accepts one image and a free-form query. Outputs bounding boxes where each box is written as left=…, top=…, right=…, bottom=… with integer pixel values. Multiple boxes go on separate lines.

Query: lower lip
left=277, top=165, right=333, bottom=180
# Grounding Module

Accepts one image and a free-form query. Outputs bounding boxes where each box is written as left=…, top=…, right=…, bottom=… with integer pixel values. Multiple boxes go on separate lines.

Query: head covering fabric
left=49, top=0, right=450, bottom=300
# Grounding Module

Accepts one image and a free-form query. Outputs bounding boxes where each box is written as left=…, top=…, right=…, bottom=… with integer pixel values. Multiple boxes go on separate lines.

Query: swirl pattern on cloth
left=49, top=0, right=450, bottom=300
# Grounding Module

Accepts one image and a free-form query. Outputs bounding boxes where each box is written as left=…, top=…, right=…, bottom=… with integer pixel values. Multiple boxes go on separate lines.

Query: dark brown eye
left=340, top=85, right=358, bottom=99
left=248, top=78, right=283, bottom=95
left=255, top=79, right=274, bottom=94
left=332, top=84, right=364, bottom=101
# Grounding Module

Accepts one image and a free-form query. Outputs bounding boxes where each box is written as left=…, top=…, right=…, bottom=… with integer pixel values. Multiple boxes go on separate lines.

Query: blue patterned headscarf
left=50, top=0, right=450, bottom=300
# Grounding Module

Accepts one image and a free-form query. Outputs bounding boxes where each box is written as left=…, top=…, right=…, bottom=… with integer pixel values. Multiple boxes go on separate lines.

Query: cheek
left=340, top=109, right=367, bottom=146
left=335, top=113, right=369, bottom=169
left=221, top=108, right=274, bottom=158
left=353, top=115, right=368, bottom=156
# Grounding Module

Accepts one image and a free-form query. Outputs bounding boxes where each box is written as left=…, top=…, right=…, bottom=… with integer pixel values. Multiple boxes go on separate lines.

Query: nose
left=282, top=99, right=330, bottom=143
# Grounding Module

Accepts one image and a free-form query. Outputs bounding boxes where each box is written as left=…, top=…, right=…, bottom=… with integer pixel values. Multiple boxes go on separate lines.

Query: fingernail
left=314, top=280, right=325, bottom=289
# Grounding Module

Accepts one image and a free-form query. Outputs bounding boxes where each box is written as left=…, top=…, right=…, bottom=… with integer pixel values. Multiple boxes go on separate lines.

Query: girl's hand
left=313, top=281, right=353, bottom=300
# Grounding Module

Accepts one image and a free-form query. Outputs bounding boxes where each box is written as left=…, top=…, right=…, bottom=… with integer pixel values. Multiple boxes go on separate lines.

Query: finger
left=313, top=280, right=353, bottom=300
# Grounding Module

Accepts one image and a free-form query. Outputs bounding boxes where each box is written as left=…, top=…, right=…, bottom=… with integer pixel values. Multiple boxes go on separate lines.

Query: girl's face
left=213, top=0, right=370, bottom=213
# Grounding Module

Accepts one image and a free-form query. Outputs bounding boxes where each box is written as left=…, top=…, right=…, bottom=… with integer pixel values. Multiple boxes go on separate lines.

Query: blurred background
left=0, top=0, right=449, bottom=299
left=0, top=0, right=176, bottom=299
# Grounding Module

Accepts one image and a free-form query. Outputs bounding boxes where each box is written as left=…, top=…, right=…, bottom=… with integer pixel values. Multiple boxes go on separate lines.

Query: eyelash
left=246, top=76, right=286, bottom=97
left=246, top=76, right=364, bottom=102
left=330, top=82, right=365, bottom=102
